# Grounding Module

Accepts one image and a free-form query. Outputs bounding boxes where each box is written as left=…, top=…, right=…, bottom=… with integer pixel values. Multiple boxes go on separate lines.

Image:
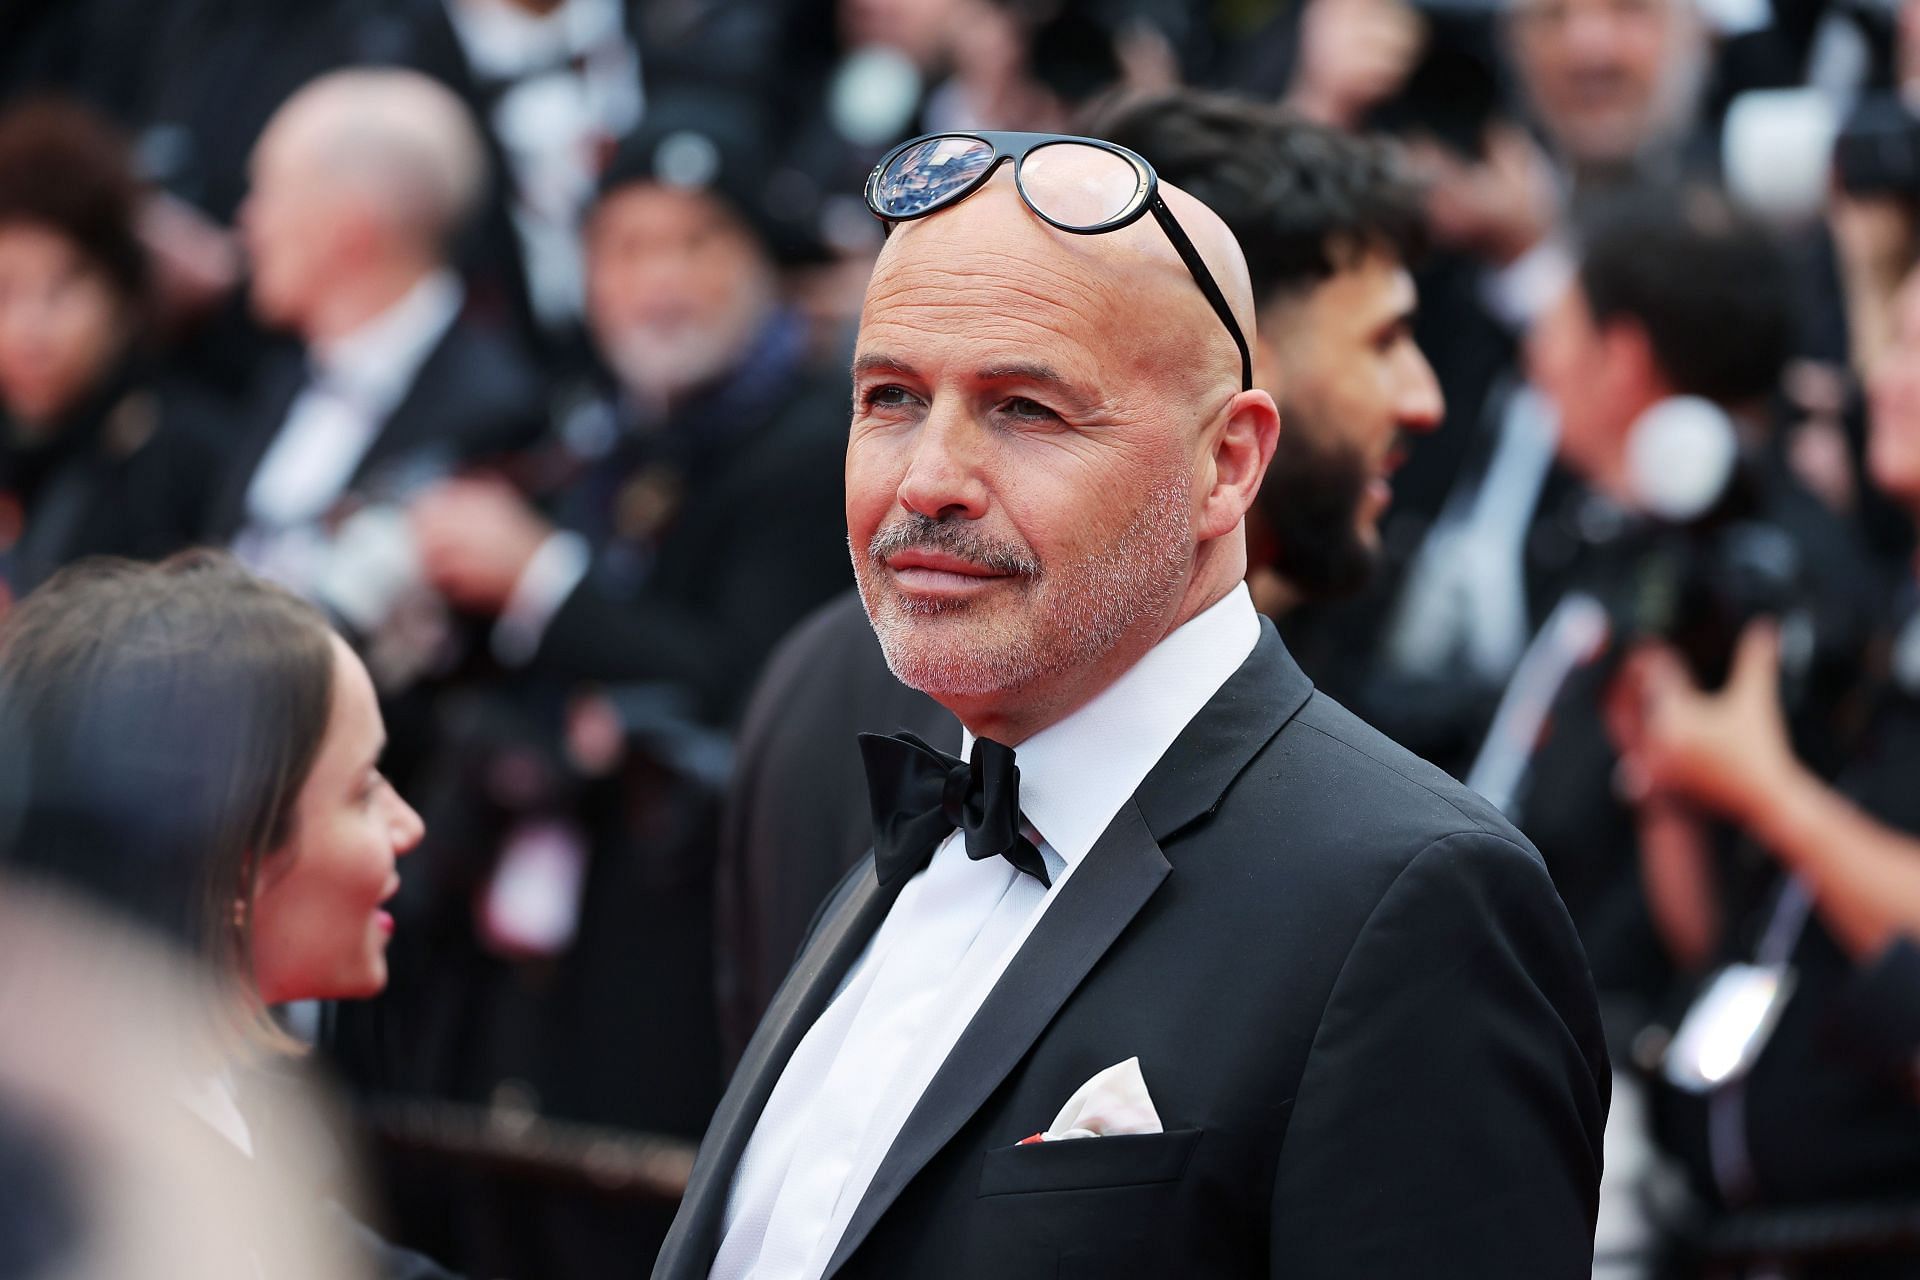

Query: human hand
left=1406, top=123, right=1560, bottom=267
left=410, top=476, right=553, bottom=614
left=1288, top=0, right=1426, bottom=129
left=1611, top=620, right=1800, bottom=825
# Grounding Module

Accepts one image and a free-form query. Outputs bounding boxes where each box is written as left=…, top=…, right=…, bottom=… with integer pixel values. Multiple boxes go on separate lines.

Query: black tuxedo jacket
left=203, top=317, right=545, bottom=542
left=658, top=621, right=1610, bottom=1278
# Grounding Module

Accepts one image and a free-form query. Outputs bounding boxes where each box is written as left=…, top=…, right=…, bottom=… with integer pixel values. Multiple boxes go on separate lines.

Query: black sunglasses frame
left=865, top=130, right=1253, bottom=392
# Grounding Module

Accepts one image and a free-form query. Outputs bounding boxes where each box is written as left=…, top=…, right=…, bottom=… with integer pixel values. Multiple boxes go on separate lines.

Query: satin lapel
left=822, top=800, right=1170, bottom=1276
left=653, top=860, right=895, bottom=1279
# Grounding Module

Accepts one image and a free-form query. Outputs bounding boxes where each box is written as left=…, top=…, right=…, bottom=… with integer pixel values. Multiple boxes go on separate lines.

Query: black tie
left=858, top=731, right=1051, bottom=889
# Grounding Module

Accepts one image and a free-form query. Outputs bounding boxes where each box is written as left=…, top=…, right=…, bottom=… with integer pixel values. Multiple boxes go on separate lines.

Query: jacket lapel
left=823, top=799, right=1170, bottom=1274
left=206, top=353, right=305, bottom=541
left=822, top=620, right=1313, bottom=1274
left=653, top=860, right=896, bottom=1279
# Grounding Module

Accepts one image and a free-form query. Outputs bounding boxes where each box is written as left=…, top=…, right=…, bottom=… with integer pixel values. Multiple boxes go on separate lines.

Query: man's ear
left=1196, top=388, right=1280, bottom=542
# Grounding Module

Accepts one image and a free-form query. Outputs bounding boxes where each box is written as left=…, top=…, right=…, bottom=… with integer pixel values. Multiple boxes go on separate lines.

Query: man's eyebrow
left=977, top=362, right=1069, bottom=386
left=852, top=352, right=914, bottom=379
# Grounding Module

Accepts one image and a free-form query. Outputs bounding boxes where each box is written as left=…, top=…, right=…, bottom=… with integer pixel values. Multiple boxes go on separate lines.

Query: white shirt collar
left=960, top=583, right=1261, bottom=870
left=311, top=269, right=463, bottom=414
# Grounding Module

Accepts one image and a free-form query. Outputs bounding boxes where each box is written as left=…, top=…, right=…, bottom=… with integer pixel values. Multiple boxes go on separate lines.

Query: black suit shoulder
left=394, top=317, right=547, bottom=459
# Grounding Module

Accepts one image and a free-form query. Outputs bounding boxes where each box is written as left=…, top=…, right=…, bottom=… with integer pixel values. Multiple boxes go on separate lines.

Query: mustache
left=866, top=514, right=1041, bottom=578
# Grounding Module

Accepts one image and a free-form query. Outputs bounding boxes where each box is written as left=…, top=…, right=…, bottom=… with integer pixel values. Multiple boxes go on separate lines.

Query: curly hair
left=0, top=98, right=148, bottom=304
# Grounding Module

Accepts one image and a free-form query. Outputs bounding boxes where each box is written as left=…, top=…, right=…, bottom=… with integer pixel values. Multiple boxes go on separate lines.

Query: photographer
left=1464, top=188, right=1878, bottom=1005
left=1605, top=261, right=1920, bottom=1275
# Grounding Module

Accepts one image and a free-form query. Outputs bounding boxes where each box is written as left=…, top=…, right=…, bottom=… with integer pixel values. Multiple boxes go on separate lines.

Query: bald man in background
left=207, top=68, right=544, bottom=582
left=657, top=140, right=1606, bottom=1279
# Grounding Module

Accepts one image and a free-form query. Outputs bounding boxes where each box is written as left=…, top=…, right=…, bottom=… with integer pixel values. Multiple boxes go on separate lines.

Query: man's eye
left=862, top=385, right=918, bottom=409
left=1001, top=397, right=1058, bottom=422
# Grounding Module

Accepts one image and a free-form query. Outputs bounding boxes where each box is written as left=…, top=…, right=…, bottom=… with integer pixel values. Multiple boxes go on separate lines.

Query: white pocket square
left=1019, top=1057, right=1163, bottom=1144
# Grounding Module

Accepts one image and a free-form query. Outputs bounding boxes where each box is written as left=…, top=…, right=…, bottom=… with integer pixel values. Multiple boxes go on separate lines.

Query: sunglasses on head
left=864, top=131, right=1253, bottom=393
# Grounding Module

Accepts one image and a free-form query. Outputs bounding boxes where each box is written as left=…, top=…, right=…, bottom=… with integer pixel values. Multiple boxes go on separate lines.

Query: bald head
left=865, top=171, right=1257, bottom=405
left=847, top=164, right=1281, bottom=741
left=258, top=70, right=487, bottom=252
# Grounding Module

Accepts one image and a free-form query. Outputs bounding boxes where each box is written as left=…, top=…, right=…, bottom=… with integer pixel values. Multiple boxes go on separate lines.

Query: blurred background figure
left=215, top=68, right=544, bottom=639
left=0, top=99, right=222, bottom=612
left=0, top=883, right=363, bottom=1280
left=1599, top=261, right=1920, bottom=1277
left=1462, top=188, right=1873, bottom=1003
left=0, top=550, right=447, bottom=1279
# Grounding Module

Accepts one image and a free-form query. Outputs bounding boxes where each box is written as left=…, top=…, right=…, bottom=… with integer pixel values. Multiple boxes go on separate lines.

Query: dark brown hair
left=0, top=97, right=148, bottom=304
left=0, top=551, right=335, bottom=1036
left=1080, top=89, right=1427, bottom=306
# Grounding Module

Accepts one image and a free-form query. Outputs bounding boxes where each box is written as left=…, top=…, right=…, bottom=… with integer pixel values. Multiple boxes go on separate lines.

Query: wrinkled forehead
left=858, top=173, right=1210, bottom=387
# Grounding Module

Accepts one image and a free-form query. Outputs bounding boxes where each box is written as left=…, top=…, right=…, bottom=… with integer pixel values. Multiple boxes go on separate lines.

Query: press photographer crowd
left=2, top=0, right=1920, bottom=1276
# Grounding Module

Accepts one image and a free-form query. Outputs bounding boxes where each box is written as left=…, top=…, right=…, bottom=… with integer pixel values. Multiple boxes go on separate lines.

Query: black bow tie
left=858, top=731, right=1051, bottom=889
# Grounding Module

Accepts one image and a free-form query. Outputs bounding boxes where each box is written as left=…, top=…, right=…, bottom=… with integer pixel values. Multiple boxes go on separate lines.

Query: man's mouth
left=885, top=549, right=1014, bottom=594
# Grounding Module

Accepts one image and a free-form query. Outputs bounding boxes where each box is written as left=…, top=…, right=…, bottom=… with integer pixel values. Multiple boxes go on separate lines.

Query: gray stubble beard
left=852, top=474, right=1195, bottom=703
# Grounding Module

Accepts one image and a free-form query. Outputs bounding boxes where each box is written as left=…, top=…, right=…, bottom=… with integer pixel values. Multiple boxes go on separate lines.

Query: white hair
left=270, top=69, right=489, bottom=251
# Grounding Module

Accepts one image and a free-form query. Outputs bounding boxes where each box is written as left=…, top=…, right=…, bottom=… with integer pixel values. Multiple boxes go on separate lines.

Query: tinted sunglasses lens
left=1019, top=142, right=1144, bottom=230
left=872, top=136, right=995, bottom=218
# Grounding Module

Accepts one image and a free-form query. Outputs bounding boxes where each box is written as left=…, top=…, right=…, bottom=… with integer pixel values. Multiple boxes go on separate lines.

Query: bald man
left=207, top=68, right=543, bottom=574
left=656, top=139, right=1607, bottom=1280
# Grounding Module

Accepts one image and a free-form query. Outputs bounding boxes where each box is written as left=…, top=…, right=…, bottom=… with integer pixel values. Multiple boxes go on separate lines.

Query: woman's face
left=250, top=637, right=423, bottom=1006
left=0, top=222, right=129, bottom=430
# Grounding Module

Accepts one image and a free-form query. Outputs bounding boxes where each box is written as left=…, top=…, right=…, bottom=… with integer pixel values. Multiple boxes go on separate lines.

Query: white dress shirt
left=235, top=271, right=463, bottom=592
left=711, top=584, right=1261, bottom=1280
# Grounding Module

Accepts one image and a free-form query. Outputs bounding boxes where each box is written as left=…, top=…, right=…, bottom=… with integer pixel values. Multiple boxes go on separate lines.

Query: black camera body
left=1836, top=94, right=1920, bottom=197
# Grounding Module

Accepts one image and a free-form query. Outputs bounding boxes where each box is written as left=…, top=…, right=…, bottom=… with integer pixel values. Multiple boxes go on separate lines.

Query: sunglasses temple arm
left=1147, top=196, right=1253, bottom=392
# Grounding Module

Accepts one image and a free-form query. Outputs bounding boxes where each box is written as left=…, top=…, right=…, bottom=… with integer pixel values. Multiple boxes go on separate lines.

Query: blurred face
left=1258, top=251, right=1442, bottom=597
left=239, top=117, right=354, bottom=334
left=840, top=0, right=959, bottom=63
left=847, top=182, right=1220, bottom=724
left=585, top=183, right=777, bottom=402
left=0, top=223, right=130, bottom=430
left=1509, top=0, right=1699, bottom=168
left=1868, top=270, right=1920, bottom=509
left=250, top=637, right=423, bottom=1006
left=1529, top=280, right=1636, bottom=484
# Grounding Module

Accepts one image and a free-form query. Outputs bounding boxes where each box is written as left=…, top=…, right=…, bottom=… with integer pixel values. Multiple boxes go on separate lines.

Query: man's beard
left=1258, top=422, right=1378, bottom=602
left=599, top=323, right=744, bottom=403
left=853, top=475, right=1194, bottom=701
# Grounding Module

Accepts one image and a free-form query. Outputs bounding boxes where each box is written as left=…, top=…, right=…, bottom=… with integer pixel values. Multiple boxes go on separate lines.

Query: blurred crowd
left=5, top=0, right=1920, bottom=1276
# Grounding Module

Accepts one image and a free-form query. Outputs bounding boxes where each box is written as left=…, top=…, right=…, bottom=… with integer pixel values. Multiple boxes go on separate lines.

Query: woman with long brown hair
left=0, top=549, right=454, bottom=1278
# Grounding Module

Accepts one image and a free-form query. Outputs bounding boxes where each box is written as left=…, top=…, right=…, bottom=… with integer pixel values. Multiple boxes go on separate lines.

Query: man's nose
left=1398, top=348, right=1445, bottom=434
left=896, top=401, right=990, bottom=522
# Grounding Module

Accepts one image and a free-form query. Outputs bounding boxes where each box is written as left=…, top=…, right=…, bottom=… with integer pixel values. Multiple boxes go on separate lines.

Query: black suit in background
left=202, top=315, right=545, bottom=547
left=715, top=588, right=953, bottom=1065
left=519, top=312, right=854, bottom=726
left=0, top=361, right=229, bottom=601
left=662, top=621, right=1610, bottom=1278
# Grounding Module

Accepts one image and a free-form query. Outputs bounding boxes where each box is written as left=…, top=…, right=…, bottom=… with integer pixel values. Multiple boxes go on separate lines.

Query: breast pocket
left=972, top=1129, right=1204, bottom=1280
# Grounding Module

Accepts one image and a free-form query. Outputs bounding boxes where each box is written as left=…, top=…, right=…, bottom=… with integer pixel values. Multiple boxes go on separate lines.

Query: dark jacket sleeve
left=532, top=429, right=851, bottom=724
left=1268, top=831, right=1610, bottom=1278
